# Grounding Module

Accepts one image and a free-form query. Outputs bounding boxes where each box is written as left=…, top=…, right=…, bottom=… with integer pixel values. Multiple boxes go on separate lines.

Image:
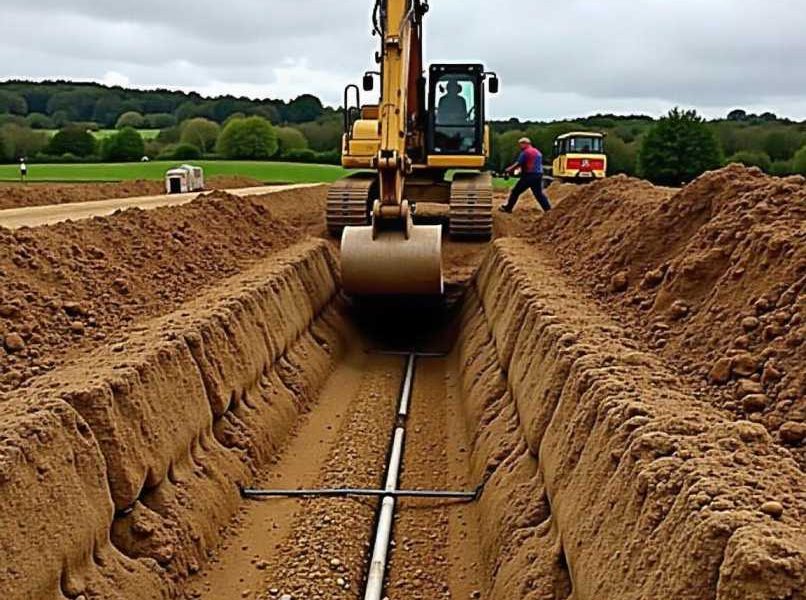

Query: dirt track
left=0, top=168, right=803, bottom=600
left=0, top=176, right=264, bottom=211
left=0, top=184, right=321, bottom=229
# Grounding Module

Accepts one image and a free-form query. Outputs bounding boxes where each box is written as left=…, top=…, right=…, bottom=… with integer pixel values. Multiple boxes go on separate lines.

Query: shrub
left=144, top=140, right=164, bottom=159
left=314, top=150, right=341, bottom=165
left=277, top=127, right=309, bottom=154
left=101, top=127, right=145, bottom=161
left=0, top=124, right=49, bottom=159
left=726, top=150, right=772, bottom=173
left=171, top=143, right=203, bottom=160
left=26, top=113, right=55, bottom=130
left=770, top=160, right=793, bottom=177
left=281, top=148, right=341, bottom=165
left=156, top=126, right=181, bottom=144
left=116, top=111, right=146, bottom=129
left=216, top=116, right=278, bottom=160
left=793, top=146, right=806, bottom=176
left=282, top=148, right=317, bottom=162
left=145, top=113, right=177, bottom=129
left=639, top=108, right=723, bottom=186
left=605, top=135, right=639, bottom=175
left=47, top=127, right=97, bottom=157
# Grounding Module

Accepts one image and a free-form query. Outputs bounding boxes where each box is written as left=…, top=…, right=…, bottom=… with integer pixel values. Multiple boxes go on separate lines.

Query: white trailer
left=165, top=165, right=205, bottom=194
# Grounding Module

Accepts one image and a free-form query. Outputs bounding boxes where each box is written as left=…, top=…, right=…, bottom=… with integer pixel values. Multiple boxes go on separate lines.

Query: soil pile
left=460, top=239, right=805, bottom=599
left=0, top=186, right=327, bottom=391
left=533, top=166, right=805, bottom=461
left=0, top=240, right=347, bottom=599
left=0, top=176, right=263, bottom=210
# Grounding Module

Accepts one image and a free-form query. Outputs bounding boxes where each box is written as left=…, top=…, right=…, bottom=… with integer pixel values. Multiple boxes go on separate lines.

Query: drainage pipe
left=363, top=353, right=415, bottom=600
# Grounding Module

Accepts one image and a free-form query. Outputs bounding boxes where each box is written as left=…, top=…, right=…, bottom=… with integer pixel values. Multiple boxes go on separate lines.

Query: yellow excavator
left=327, top=0, right=499, bottom=296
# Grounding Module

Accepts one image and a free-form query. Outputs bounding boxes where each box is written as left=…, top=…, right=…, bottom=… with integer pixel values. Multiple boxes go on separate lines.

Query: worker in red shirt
left=500, top=137, right=552, bottom=213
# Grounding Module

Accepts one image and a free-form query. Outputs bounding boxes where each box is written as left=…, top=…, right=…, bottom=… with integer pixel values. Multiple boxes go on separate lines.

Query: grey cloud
left=1, top=0, right=804, bottom=119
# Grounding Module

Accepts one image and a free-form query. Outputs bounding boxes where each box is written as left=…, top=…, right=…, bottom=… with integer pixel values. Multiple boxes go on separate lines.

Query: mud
left=0, top=176, right=263, bottom=210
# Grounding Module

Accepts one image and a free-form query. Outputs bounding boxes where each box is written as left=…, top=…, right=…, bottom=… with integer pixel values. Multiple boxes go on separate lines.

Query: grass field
left=0, top=161, right=352, bottom=184
left=42, top=129, right=162, bottom=141
left=0, top=159, right=515, bottom=190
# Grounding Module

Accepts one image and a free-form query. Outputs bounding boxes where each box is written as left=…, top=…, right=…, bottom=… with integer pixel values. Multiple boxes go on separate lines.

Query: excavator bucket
left=341, top=225, right=443, bottom=296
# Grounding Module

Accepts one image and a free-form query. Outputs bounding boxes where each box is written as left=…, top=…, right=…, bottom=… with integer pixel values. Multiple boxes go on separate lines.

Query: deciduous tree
left=180, top=118, right=220, bottom=153
left=101, top=127, right=145, bottom=161
left=216, top=117, right=278, bottom=160
left=47, top=127, right=97, bottom=157
left=638, top=108, right=723, bottom=185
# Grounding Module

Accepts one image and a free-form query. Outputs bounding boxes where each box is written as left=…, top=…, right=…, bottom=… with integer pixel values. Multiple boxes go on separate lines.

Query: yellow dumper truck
left=551, top=132, right=607, bottom=182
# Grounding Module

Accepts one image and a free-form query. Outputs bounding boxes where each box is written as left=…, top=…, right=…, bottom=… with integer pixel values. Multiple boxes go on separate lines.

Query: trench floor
left=182, top=325, right=485, bottom=600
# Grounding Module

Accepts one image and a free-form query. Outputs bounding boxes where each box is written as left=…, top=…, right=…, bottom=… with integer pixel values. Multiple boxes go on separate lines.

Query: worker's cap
left=518, top=137, right=532, bottom=145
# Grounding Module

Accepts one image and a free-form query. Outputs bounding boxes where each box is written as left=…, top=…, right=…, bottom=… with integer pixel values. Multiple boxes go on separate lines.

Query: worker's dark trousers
left=505, top=174, right=552, bottom=212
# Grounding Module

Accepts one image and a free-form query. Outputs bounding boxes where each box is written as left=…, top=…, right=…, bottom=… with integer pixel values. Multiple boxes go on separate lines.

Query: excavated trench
left=1, top=239, right=803, bottom=600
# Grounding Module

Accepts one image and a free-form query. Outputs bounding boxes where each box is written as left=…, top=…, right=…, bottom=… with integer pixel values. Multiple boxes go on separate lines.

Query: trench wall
left=0, top=239, right=348, bottom=600
left=459, top=239, right=805, bottom=600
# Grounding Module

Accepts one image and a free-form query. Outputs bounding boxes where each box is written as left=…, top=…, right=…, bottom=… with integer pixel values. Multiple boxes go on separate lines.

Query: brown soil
left=0, top=171, right=803, bottom=600
left=1, top=239, right=347, bottom=599
left=0, top=176, right=263, bottom=210
left=0, top=186, right=327, bottom=392
left=528, top=166, right=805, bottom=464
left=460, top=239, right=804, bottom=599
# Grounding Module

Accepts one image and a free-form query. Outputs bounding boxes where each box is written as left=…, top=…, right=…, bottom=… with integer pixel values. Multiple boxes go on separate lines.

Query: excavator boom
left=334, top=0, right=496, bottom=296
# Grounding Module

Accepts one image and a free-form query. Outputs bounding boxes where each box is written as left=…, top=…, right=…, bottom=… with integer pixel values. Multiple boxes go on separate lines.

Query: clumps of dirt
left=459, top=239, right=805, bottom=600
left=0, top=240, right=347, bottom=599
left=0, top=186, right=328, bottom=392
left=531, top=166, right=805, bottom=461
left=0, top=176, right=263, bottom=210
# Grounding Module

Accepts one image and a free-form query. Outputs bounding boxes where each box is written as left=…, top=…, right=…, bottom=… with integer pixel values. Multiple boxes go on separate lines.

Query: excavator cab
left=429, top=65, right=487, bottom=157
left=329, top=0, right=498, bottom=297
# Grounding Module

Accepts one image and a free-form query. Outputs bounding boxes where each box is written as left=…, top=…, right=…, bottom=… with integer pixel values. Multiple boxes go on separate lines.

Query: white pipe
left=364, top=429, right=404, bottom=599
left=363, top=354, right=416, bottom=600
left=398, top=354, right=415, bottom=417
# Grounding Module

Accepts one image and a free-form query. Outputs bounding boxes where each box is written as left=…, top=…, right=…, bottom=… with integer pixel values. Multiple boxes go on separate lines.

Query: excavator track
left=326, top=174, right=375, bottom=237
left=449, top=172, right=494, bottom=239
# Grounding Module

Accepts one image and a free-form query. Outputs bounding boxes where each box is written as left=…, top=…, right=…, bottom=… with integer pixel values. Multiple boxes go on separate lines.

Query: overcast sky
left=1, top=0, right=805, bottom=121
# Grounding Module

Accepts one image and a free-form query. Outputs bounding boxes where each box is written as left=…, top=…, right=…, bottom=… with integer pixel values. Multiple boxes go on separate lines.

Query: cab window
left=433, top=75, right=477, bottom=153
left=568, top=136, right=603, bottom=153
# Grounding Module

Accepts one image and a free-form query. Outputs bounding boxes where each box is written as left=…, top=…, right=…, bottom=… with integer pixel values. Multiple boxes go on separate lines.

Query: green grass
left=94, top=129, right=161, bottom=140
left=42, top=129, right=162, bottom=140
left=0, top=161, right=352, bottom=184
left=493, top=177, right=515, bottom=189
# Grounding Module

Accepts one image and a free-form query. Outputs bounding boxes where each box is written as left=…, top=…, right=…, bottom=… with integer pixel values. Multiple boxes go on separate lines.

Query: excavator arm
left=336, top=0, right=497, bottom=296
left=341, top=0, right=444, bottom=296
left=374, top=0, right=426, bottom=210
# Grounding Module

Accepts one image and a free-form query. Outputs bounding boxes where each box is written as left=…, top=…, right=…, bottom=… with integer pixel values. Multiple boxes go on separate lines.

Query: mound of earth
left=0, top=186, right=327, bottom=392
left=531, top=165, right=805, bottom=463
left=0, top=175, right=263, bottom=210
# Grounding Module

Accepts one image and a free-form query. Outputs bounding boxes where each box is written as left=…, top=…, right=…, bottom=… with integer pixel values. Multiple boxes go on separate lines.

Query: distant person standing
left=500, top=137, right=551, bottom=213
left=19, top=158, right=27, bottom=183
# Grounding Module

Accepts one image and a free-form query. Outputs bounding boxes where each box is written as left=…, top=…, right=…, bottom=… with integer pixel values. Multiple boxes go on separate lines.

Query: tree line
left=489, top=109, right=806, bottom=185
left=0, top=81, right=343, bottom=163
left=3, top=80, right=806, bottom=183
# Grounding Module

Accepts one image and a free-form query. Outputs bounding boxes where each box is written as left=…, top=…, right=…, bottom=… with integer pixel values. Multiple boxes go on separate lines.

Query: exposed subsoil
left=528, top=166, right=805, bottom=465
left=0, top=186, right=328, bottom=391
left=1, top=168, right=804, bottom=600
left=0, top=176, right=263, bottom=210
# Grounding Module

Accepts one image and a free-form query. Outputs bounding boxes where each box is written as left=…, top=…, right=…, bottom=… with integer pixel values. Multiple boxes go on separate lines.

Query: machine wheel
left=326, top=174, right=375, bottom=237
left=449, top=172, right=493, bottom=239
